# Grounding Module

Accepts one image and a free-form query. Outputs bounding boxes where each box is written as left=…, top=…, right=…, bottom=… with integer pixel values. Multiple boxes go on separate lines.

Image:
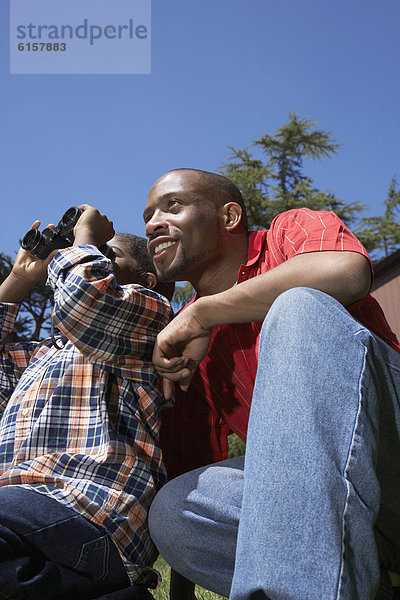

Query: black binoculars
left=21, top=207, right=115, bottom=260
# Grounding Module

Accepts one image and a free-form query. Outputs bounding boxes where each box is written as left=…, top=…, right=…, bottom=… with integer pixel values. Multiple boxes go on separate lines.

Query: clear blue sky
left=1, top=0, right=399, bottom=257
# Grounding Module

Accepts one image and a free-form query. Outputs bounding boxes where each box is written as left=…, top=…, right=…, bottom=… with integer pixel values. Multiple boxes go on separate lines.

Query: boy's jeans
left=149, top=288, right=400, bottom=599
left=0, top=486, right=153, bottom=600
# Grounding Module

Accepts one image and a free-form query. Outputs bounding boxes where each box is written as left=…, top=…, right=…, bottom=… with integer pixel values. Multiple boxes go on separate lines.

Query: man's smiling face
left=144, top=170, right=222, bottom=283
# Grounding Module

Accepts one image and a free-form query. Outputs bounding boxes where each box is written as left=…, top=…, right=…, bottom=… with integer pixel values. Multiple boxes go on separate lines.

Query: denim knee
left=148, top=478, right=187, bottom=561
left=149, top=457, right=244, bottom=558
left=267, top=286, right=345, bottom=322
left=260, top=286, right=368, bottom=356
left=149, top=460, right=243, bottom=596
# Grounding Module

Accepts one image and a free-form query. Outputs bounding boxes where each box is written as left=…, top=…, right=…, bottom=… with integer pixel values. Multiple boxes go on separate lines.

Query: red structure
left=371, top=248, right=400, bottom=341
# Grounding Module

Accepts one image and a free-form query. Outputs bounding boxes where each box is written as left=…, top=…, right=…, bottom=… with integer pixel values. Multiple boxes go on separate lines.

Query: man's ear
left=144, top=272, right=158, bottom=290
left=223, top=202, right=243, bottom=232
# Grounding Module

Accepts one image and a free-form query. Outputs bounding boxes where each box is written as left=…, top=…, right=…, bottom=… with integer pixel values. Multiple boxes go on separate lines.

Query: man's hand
left=73, top=204, right=115, bottom=248
left=153, top=304, right=213, bottom=398
left=0, top=221, right=58, bottom=303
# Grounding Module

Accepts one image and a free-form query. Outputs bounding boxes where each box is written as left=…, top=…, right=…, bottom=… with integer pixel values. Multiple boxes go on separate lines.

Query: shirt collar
left=245, top=230, right=266, bottom=267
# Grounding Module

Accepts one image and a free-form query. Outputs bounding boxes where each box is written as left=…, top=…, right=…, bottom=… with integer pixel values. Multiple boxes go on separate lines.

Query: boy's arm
left=47, top=206, right=172, bottom=373
left=0, top=220, right=56, bottom=304
left=0, top=302, right=35, bottom=417
left=0, top=222, right=54, bottom=414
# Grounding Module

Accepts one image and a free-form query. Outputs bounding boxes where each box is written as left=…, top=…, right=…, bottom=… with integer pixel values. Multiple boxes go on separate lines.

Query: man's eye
left=168, top=199, right=180, bottom=208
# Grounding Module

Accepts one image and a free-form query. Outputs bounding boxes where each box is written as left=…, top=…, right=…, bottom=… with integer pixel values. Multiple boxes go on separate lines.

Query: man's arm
left=193, top=249, right=370, bottom=326
left=153, top=250, right=371, bottom=396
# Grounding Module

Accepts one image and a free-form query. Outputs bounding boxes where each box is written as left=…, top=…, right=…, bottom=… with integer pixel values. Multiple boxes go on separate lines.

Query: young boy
left=0, top=205, right=173, bottom=600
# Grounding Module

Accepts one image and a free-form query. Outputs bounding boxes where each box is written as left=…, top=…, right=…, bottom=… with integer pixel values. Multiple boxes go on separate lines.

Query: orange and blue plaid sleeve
left=47, top=245, right=172, bottom=379
left=0, top=302, right=39, bottom=415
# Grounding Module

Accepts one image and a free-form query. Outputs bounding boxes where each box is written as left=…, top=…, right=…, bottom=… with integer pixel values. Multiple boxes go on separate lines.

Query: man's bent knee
left=148, top=480, right=181, bottom=559
left=269, top=286, right=340, bottom=315
left=262, top=286, right=367, bottom=347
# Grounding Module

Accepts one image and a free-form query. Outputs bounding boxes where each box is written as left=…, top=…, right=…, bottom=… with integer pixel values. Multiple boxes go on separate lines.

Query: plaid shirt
left=0, top=245, right=172, bottom=588
left=160, top=208, right=400, bottom=479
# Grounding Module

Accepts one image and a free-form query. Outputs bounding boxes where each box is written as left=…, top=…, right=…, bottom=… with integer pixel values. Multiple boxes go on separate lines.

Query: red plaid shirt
left=160, top=209, right=400, bottom=479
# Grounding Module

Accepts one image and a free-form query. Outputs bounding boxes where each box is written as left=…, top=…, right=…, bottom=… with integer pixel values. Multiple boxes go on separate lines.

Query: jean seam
left=73, top=534, right=110, bottom=580
left=383, top=361, right=400, bottom=373
left=101, top=534, right=110, bottom=579
left=23, top=514, right=81, bottom=539
left=336, top=343, right=368, bottom=600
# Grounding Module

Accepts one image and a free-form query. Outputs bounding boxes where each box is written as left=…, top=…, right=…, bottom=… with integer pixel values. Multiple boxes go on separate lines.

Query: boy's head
left=108, top=233, right=175, bottom=301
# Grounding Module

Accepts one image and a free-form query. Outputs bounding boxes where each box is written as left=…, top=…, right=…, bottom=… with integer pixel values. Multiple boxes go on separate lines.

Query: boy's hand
left=0, top=221, right=57, bottom=303
left=73, top=204, right=115, bottom=248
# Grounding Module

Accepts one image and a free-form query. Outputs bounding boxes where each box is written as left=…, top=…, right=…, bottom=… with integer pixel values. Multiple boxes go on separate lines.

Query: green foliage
left=219, top=112, right=365, bottom=229
left=355, top=176, right=400, bottom=260
left=0, top=251, right=53, bottom=341
left=153, top=555, right=227, bottom=600
left=172, top=281, right=195, bottom=312
left=227, top=433, right=246, bottom=458
left=255, top=111, right=340, bottom=198
left=20, top=278, right=53, bottom=341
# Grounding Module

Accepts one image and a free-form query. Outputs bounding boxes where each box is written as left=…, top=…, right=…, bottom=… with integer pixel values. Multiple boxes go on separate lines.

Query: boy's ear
left=223, top=202, right=243, bottom=232
left=144, top=272, right=157, bottom=290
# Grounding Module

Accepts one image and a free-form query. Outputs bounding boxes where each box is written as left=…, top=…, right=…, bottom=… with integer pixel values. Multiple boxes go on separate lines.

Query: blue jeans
left=0, top=486, right=153, bottom=600
left=148, top=288, right=400, bottom=599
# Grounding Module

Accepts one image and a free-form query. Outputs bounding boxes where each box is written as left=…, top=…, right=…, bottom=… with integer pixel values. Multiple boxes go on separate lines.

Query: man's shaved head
left=166, top=168, right=248, bottom=232
left=145, top=168, right=250, bottom=291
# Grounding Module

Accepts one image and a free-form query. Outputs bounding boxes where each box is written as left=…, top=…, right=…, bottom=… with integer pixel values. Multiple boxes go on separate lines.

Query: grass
left=152, top=555, right=227, bottom=600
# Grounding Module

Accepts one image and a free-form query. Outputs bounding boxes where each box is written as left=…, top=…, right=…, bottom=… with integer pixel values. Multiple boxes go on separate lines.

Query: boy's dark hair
left=115, top=233, right=175, bottom=301
left=115, top=233, right=156, bottom=279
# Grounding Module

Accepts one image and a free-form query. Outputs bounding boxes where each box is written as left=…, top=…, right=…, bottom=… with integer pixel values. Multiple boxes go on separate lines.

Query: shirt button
left=21, top=407, right=29, bottom=416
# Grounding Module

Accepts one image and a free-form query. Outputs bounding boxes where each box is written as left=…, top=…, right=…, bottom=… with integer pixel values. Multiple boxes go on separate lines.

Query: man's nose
left=145, top=210, right=168, bottom=238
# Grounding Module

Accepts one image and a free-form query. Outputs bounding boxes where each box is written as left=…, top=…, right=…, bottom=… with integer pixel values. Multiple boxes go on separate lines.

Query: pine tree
left=171, top=281, right=194, bottom=312
left=356, top=176, right=400, bottom=260
left=219, top=112, right=365, bottom=229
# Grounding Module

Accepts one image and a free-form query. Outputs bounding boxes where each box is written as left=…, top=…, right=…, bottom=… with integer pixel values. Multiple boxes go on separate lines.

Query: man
left=144, top=169, right=400, bottom=600
left=0, top=208, right=173, bottom=599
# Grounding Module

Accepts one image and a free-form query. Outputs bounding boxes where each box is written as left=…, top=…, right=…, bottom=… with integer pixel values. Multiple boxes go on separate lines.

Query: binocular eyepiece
left=21, top=207, right=115, bottom=260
